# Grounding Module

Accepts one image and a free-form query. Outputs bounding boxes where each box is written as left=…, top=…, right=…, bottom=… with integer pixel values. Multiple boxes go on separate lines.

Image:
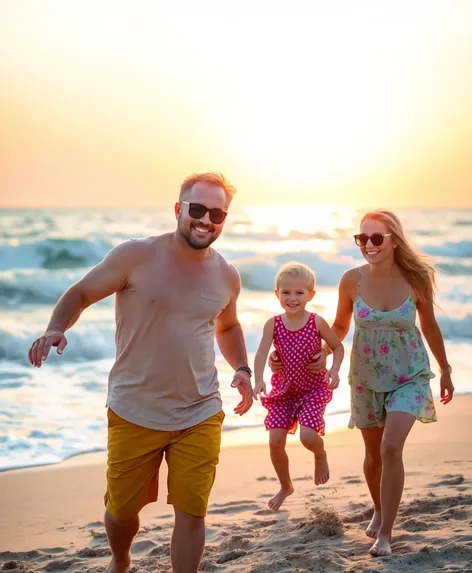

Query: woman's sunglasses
left=354, top=233, right=392, bottom=247
left=181, top=201, right=228, bottom=225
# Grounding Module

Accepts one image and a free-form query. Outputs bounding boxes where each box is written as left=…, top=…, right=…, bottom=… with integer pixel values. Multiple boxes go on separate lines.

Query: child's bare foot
left=314, top=452, right=329, bottom=485
left=268, top=484, right=294, bottom=511
left=105, top=555, right=131, bottom=573
left=366, top=511, right=382, bottom=538
left=369, top=535, right=392, bottom=557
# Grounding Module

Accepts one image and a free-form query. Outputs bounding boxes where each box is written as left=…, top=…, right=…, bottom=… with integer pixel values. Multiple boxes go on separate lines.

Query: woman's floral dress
left=349, top=287, right=436, bottom=428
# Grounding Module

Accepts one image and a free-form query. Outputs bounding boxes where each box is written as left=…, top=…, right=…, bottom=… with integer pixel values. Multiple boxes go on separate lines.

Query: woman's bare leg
left=360, top=426, right=383, bottom=538
left=370, top=412, right=415, bottom=557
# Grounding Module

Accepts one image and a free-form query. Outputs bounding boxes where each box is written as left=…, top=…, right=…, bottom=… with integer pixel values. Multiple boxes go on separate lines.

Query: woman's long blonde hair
left=361, top=209, right=436, bottom=303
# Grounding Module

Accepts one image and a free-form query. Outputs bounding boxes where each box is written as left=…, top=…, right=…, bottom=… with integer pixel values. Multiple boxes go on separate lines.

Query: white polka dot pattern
left=261, top=313, right=332, bottom=435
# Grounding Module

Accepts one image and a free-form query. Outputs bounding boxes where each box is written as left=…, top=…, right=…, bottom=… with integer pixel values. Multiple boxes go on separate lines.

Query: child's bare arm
left=253, top=317, right=275, bottom=398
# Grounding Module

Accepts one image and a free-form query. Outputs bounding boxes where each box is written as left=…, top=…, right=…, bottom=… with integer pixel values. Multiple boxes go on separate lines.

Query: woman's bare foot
left=366, top=511, right=382, bottom=538
left=314, top=453, right=330, bottom=485
left=369, top=535, right=392, bottom=557
left=268, top=484, right=294, bottom=511
left=105, top=555, right=131, bottom=573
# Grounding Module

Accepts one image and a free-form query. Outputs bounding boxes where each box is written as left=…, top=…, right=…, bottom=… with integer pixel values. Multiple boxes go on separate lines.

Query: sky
left=1, top=0, right=472, bottom=209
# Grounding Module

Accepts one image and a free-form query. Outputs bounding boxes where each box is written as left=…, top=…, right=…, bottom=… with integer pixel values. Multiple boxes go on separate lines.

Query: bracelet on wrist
left=439, top=364, right=452, bottom=375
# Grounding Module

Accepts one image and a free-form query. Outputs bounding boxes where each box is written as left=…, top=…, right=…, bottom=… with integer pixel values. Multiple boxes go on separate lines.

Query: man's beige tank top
left=106, top=234, right=234, bottom=430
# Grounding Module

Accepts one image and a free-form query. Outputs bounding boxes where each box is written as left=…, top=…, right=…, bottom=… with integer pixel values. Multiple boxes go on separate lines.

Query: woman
left=269, top=209, right=454, bottom=556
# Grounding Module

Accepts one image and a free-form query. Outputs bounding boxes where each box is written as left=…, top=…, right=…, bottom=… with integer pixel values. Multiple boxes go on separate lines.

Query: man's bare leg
left=170, top=508, right=205, bottom=573
left=105, top=510, right=139, bottom=573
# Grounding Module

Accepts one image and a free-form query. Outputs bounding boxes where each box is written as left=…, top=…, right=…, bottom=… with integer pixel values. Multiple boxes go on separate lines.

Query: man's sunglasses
left=181, top=201, right=228, bottom=225
left=354, top=233, right=392, bottom=247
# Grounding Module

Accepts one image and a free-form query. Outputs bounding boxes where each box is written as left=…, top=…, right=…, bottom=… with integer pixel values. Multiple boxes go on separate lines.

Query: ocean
left=1, top=206, right=471, bottom=471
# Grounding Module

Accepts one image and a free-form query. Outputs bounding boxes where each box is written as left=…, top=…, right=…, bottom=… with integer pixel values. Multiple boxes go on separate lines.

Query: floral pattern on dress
left=348, top=293, right=437, bottom=427
left=349, top=295, right=434, bottom=393
left=349, top=376, right=436, bottom=428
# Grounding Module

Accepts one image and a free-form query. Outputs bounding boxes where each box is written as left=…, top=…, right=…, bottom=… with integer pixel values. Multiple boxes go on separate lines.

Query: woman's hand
left=306, top=349, right=327, bottom=373
left=268, top=351, right=283, bottom=372
left=268, top=349, right=328, bottom=373
left=440, top=372, right=454, bottom=404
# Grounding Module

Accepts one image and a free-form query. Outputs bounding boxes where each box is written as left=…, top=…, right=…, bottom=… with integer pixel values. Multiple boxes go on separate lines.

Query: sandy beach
left=1, top=395, right=471, bottom=572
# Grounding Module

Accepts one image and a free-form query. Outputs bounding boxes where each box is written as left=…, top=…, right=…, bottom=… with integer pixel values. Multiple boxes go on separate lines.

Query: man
left=28, top=172, right=253, bottom=573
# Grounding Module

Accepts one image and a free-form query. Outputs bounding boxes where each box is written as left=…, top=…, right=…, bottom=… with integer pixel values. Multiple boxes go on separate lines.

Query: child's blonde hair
left=275, top=262, right=316, bottom=291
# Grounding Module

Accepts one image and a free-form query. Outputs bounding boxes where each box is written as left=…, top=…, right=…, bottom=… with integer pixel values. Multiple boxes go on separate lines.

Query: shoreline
left=0, top=409, right=353, bottom=474
left=3, top=389, right=472, bottom=475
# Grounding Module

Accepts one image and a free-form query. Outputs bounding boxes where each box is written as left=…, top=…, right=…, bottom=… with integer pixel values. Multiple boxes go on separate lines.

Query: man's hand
left=231, top=370, right=253, bottom=415
left=28, top=330, right=68, bottom=368
left=440, top=372, right=454, bottom=404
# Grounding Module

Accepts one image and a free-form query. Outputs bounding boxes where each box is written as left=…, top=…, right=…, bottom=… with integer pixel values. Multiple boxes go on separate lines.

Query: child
left=253, top=262, right=344, bottom=511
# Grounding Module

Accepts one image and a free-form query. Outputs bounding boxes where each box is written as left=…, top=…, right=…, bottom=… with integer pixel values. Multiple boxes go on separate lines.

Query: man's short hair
left=179, top=172, right=237, bottom=201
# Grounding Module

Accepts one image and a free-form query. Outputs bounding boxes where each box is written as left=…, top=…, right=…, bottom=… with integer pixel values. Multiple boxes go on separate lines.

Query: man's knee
left=174, top=507, right=205, bottom=529
left=105, top=508, right=139, bottom=528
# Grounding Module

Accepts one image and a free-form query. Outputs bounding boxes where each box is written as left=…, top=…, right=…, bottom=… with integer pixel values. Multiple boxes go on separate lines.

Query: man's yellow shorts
left=104, top=408, right=225, bottom=520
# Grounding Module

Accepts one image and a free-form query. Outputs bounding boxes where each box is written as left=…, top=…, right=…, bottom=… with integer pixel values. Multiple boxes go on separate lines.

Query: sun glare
left=1, top=1, right=471, bottom=208
left=245, top=204, right=357, bottom=236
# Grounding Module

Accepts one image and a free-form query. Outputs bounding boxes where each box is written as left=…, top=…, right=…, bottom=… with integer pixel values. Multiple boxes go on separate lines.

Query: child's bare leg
left=299, top=426, right=329, bottom=485
left=268, top=429, right=294, bottom=510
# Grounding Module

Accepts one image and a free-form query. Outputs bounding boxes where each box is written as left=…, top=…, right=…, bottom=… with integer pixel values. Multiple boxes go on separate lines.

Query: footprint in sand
left=216, top=549, right=247, bottom=564
left=150, top=544, right=170, bottom=557
left=198, top=558, right=218, bottom=571
left=38, top=547, right=68, bottom=554
left=89, top=528, right=107, bottom=540
left=76, top=547, right=111, bottom=557
left=250, top=518, right=279, bottom=527
left=219, top=534, right=253, bottom=551
left=433, top=474, right=465, bottom=487
left=254, top=508, right=287, bottom=516
left=2, top=561, right=22, bottom=571
left=343, top=507, right=374, bottom=524
left=85, top=520, right=104, bottom=528
left=256, top=476, right=278, bottom=482
left=131, top=540, right=159, bottom=555
left=397, top=516, right=432, bottom=532
left=44, top=558, right=78, bottom=571
left=208, top=501, right=260, bottom=514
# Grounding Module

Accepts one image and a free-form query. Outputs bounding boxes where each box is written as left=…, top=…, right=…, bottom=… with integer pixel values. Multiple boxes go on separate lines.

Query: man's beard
left=178, top=223, right=216, bottom=250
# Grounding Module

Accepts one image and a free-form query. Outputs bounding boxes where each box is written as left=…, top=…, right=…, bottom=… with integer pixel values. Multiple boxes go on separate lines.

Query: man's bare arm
left=28, top=240, right=152, bottom=367
left=215, top=266, right=248, bottom=370
left=215, top=265, right=253, bottom=415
